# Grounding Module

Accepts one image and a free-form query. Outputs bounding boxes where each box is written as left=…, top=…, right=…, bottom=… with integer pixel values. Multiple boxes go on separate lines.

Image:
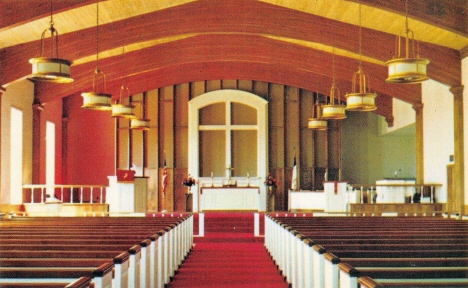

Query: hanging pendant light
left=130, top=101, right=150, bottom=130
left=81, top=0, right=112, bottom=110
left=111, top=85, right=135, bottom=118
left=322, top=49, right=346, bottom=120
left=308, top=91, right=327, bottom=130
left=111, top=47, right=135, bottom=118
left=29, top=0, right=73, bottom=83
left=346, top=2, right=377, bottom=111
left=385, top=0, right=429, bottom=84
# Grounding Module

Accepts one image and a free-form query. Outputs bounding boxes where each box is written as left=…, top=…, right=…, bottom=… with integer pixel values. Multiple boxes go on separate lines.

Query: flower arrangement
left=264, top=173, right=278, bottom=188
left=182, top=175, right=196, bottom=187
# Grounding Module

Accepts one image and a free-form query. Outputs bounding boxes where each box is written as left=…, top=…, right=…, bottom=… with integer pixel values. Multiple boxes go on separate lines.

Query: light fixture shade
left=345, top=92, right=377, bottom=111
left=308, top=118, right=328, bottom=130
left=111, top=104, right=135, bottom=118
left=130, top=118, right=151, bottom=130
left=322, top=81, right=347, bottom=120
left=29, top=57, right=74, bottom=83
left=322, top=104, right=347, bottom=119
left=345, top=68, right=377, bottom=111
left=385, top=58, right=429, bottom=84
left=385, top=0, right=429, bottom=84
left=81, top=92, right=112, bottom=110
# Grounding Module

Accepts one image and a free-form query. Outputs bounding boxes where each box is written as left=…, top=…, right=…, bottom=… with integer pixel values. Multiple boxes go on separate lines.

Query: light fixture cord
left=358, top=2, right=362, bottom=70
left=49, top=0, right=58, bottom=58
left=331, top=47, right=336, bottom=104
left=95, top=0, right=100, bottom=71
left=404, top=0, right=410, bottom=57
left=405, top=0, right=409, bottom=33
left=120, top=46, right=126, bottom=102
left=50, top=0, right=53, bottom=24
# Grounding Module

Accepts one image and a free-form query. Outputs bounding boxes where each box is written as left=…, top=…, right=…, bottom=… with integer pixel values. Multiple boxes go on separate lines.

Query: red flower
left=264, top=173, right=278, bottom=188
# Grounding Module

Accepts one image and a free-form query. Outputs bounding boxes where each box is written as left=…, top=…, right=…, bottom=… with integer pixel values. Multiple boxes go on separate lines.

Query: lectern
left=107, top=170, right=147, bottom=213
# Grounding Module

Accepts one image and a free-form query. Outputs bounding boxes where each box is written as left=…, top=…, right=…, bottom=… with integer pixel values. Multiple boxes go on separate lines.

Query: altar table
left=200, top=187, right=260, bottom=211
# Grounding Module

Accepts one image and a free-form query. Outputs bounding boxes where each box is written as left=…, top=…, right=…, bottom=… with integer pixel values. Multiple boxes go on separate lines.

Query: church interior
left=0, top=0, right=467, bottom=287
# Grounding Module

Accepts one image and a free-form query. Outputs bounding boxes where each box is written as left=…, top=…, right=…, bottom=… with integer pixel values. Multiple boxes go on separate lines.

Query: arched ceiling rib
left=0, top=0, right=466, bottom=119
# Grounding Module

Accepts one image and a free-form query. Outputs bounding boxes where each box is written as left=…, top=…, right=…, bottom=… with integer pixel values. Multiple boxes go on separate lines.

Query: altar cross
left=226, top=165, right=234, bottom=179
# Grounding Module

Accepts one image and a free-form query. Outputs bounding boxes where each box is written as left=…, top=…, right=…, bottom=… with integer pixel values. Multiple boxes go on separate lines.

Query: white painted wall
left=422, top=79, right=453, bottom=203
left=380, top=98, right=415, bottom=135
left=1, top=79, right=34, bottom=204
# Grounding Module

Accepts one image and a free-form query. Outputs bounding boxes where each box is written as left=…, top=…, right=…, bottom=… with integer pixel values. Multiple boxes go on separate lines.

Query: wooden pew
left=0, top=215, right=193, bottom=288
left=265, top=215, right=468, bottom=288
left=0, top=276, right=94, bottom=288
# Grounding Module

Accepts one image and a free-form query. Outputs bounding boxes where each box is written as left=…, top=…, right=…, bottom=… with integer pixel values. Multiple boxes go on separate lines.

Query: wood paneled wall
left=116, top=80, right=341, bottom=212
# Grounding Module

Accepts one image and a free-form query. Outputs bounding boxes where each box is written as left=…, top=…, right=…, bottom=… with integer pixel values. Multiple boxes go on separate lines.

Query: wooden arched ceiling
left=0, top=0, right=466, bottom=121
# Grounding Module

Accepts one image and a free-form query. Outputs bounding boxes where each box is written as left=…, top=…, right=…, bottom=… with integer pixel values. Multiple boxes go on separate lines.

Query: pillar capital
left=450, top=85, right=464, bottom=97
left=412, top=102, right=424, bottom=112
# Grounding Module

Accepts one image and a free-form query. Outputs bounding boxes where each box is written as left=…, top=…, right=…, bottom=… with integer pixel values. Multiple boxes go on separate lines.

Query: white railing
left=22, top=184, right=107, bottom=204
left=347, top=183, right=441, bottom=204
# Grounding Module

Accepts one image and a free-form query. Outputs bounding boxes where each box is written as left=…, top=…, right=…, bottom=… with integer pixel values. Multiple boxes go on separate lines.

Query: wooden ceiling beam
left=0, top=0, right=459, bottom=90
left=37, top=60, right=394, bottom=122
left=345, top=0, right=468, bottom=37
left=34, top=33, right=412, bottom=123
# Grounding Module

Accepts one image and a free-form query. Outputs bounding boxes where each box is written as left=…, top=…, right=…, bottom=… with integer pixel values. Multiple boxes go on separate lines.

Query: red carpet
left=168, top=213, right=288, bottom=288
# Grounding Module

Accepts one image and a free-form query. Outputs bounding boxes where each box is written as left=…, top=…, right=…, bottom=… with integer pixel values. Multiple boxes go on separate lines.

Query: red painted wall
left=66, top=94, right=115, bottom=185
left=41, top=97, right=63, bottom=184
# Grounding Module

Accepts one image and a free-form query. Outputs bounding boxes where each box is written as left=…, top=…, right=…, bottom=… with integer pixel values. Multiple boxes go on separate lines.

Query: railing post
left=430, top=185, right=434, bottom=203
left=198, top=213, right=205, bottom=236
left=254, top=212, right=259, bottom=236
left=360, top=186, right=364, bottom=203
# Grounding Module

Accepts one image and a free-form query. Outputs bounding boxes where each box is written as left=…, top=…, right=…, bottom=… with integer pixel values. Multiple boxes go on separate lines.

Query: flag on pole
left=162, top=156, right=168, bottom=197
left=291, top=154, right=298, bottom=191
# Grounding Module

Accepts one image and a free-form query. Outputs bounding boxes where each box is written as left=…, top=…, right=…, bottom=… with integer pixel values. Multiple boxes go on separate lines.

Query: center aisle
left=168, top=213, right=289, bottom=288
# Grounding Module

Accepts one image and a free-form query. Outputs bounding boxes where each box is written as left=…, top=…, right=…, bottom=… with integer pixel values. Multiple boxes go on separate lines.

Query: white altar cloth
left=200, top=187, right=260, bottom=211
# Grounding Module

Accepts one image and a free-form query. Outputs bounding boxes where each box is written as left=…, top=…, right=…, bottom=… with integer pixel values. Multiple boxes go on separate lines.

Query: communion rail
left=22, top=184, right=107, bottom=204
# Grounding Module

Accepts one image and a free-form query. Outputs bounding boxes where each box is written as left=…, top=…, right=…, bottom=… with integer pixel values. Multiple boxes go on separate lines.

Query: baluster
left=80, top=187, right=84, bottom=204
left=41, top=186, right=44, bottom=203
left=360, top=186, right=364, bottom=203
left=90, top=187, right=93, bottom=203
left=420, top=185, right=424, bottom=203
left=61, top=187, right=64, bottom=202
left=430, top=185, right=434, bottom=203
left=31, top=187, right=35, bottom=203
left=100, top=187, right=103, bottom=204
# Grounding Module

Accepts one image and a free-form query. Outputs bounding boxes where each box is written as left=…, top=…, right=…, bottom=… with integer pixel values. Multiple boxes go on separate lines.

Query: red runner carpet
left=168, top=213, right=288, bottom=288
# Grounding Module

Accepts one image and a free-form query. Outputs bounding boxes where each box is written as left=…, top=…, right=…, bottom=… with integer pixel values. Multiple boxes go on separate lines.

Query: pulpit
left=324, top=181, right=348, bottom=212
left=107, top=172, right=147, bottom=213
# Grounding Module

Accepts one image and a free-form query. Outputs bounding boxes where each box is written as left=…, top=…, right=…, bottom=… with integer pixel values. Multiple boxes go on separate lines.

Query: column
left=32, top=101, right=44, bottom=184
left=413, top=102, right=424, bottom=184
left=450, top=85, right=465, bottom=218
